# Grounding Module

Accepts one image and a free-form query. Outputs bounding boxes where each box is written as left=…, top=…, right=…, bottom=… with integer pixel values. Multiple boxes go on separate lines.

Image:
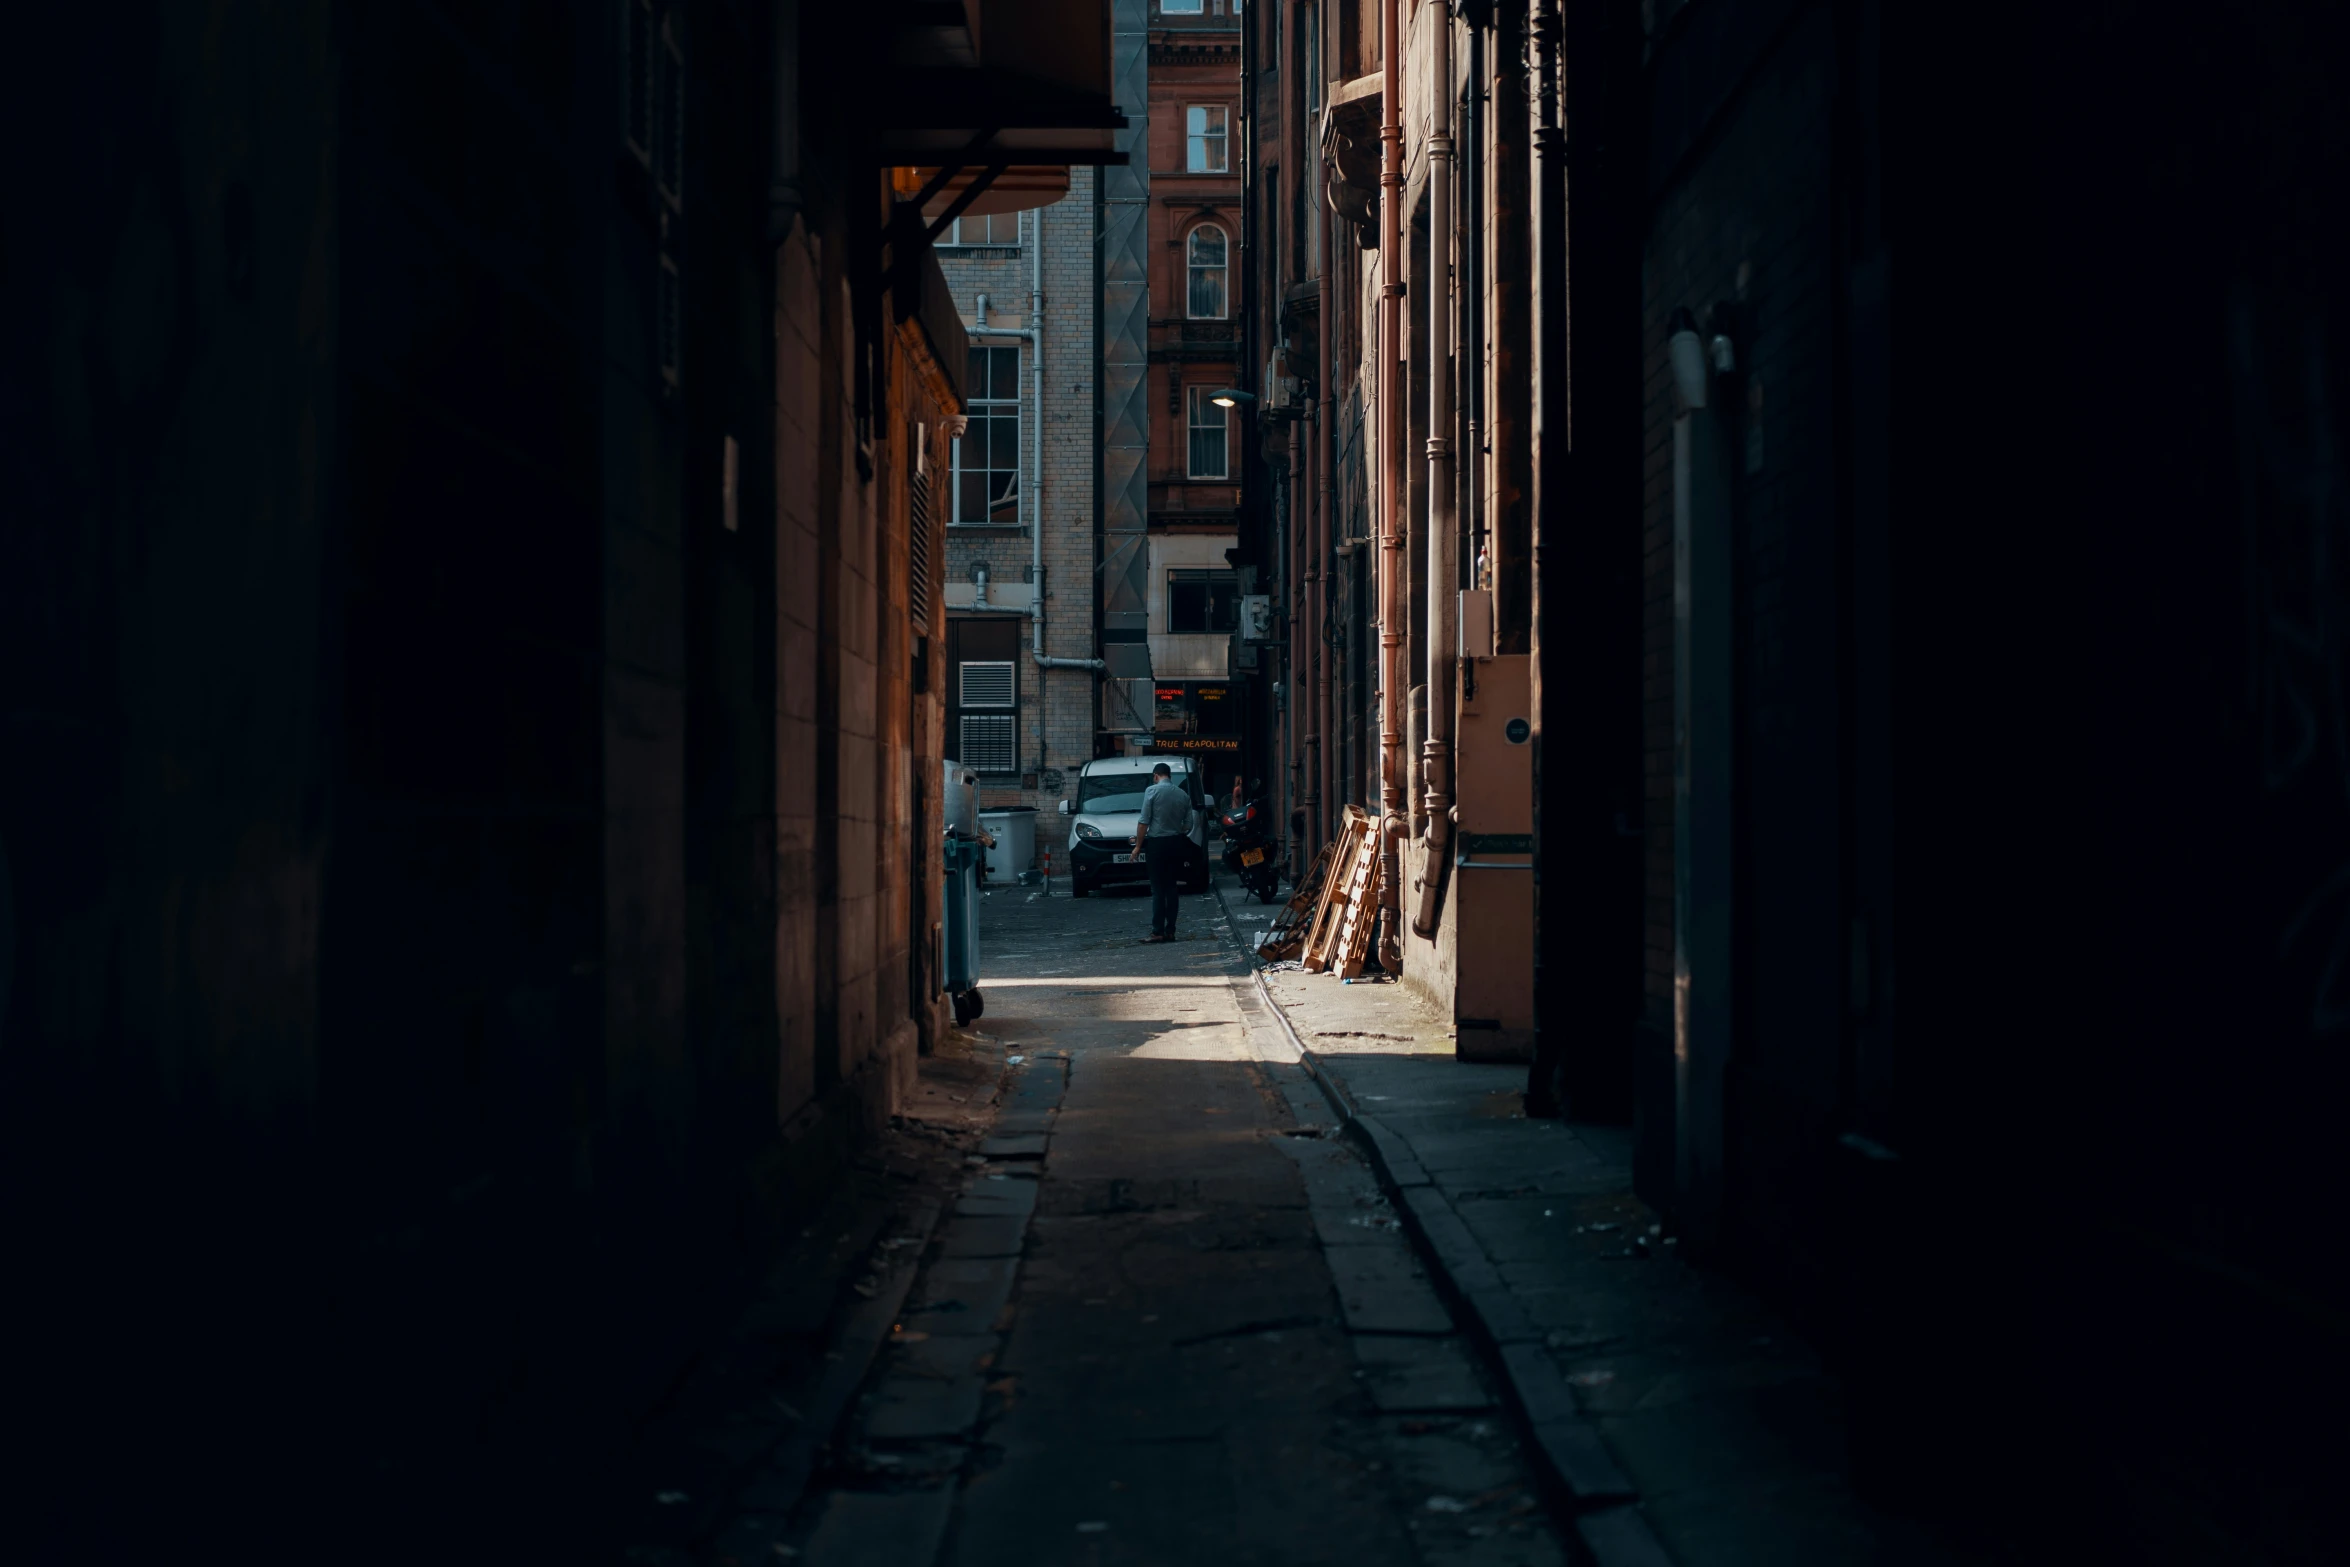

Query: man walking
left=1134, top=762, right=1195, bottom=943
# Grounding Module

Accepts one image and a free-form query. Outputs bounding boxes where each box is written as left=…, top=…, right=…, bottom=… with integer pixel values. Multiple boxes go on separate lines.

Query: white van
left=1059, top=755, right=1210, bottom=897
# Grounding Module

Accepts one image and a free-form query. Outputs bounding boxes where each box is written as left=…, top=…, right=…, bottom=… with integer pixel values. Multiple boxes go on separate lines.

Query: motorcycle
left=1218, top=785, right=1283, bottom=902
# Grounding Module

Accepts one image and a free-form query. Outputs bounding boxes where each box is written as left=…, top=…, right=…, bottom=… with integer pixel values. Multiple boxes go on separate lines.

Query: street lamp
left=1207, top=387, right=1257, bottom=409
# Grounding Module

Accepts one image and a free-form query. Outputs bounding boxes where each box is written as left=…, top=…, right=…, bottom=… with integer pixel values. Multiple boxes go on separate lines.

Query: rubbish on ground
left=1007, top=1053, right=1026, bottom=1064
left=1425, top=1496, right=1470, bottom=1513
left=1076, top=1521, right=1109, bottom=1534
left=1567, top=1370, right=1615, bottom=1388
left=1586, top=1221, right=1621, bottom=1233
left=656, top=1491, right=689, bottom=1505
left=1543, top=1209, right=1554, bottom=1217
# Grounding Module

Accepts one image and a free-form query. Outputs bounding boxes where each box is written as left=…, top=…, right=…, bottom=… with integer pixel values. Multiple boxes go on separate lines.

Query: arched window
left=1187, top=224, right=1229, bottom=320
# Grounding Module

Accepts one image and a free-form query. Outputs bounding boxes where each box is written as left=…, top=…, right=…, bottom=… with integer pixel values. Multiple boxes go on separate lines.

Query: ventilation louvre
left=958, top=660, right=1015, bottom=708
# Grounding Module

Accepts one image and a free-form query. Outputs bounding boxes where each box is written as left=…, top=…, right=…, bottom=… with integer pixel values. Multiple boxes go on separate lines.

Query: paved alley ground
left=762, top=872, right=1570, bottom=1567
left=645, top=869, right=2000, bottom=1567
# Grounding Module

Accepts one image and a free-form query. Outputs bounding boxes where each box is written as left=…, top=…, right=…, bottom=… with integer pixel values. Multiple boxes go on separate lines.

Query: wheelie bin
left=943, top=829, right=984, bottom=1025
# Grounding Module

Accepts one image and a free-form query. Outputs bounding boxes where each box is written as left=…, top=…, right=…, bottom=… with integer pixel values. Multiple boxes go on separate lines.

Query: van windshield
left=1077, top=770, right=1186, bottom=815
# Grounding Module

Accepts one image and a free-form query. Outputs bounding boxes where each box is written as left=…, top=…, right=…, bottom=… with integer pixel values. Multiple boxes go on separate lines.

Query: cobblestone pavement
left=765, top=873, right=1572, bottom=1567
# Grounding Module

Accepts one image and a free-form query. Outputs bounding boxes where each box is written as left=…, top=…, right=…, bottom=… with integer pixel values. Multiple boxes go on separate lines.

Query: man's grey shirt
left=1139, top=779, right=1194, bottom=838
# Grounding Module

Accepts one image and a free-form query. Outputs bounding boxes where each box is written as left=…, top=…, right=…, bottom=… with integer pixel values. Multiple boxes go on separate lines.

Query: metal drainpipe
left=1317, top=130, right=1337, bottom=850
left=1283, top=0, right=1318, bottom=860
left=1525, top=0, right=1564, bottom=1110
left=1376, top=0, right=1408, bottom=969
left=1413, top=5, right=1455, bottom=939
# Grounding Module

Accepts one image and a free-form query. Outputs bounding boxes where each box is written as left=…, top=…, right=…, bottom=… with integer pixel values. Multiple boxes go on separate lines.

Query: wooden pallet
left=1302, top=810, right=1380, bottom=974
left=1256, top=838, right=1339, bottom=961
left=1327, top=833, right=1384, bottom=979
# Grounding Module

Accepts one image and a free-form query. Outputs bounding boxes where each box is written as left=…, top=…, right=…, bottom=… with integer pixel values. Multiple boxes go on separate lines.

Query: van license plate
left=1241, top=847, right=1266, bottom=867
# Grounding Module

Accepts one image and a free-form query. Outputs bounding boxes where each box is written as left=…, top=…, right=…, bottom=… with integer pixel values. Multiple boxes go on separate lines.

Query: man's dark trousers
left=1145, top=835, right=1185, bottom=936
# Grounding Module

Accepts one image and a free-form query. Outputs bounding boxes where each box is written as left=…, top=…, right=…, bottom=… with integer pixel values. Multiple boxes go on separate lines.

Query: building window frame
left=948, top=619, right=1022, bottom=776
left=1166, top=569, right=1242, bottom=634
left=1186, top=385, right=1232, bottom=479
left=938, top=210, right=1022, bottom=249
left=952, top=344, right=1023, bottom=525
left=1186, top=222, right=1230, bottom=320
left=1186, top=104, right=1230, bottom=173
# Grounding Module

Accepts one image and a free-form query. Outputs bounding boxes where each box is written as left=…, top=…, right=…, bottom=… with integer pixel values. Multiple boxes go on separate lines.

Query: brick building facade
left=1139, top=1, right=1247, bottom=803
left=936, top=176, right=1105, bottom=828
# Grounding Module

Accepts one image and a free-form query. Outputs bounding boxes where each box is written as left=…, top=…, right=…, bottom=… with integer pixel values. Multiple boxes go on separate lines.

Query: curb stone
left=710, top=1196, right=946, bottom=1552
left=1242, top=951, right=1674, bottom=1567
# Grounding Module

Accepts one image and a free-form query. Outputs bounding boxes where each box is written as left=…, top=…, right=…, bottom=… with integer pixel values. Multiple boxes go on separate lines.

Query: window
left=1186, top=386, right=1231, bottom=479
left=948, top=619, right=1021, bottom=774
left=1305, top=2, right=1321, bottom=117
left=953, top=346, right=1021, bottom=524
left=1075, top=774, right=1154, bottom=814
left=1186, top=105, right=1229, bottom=172
left=1161, top=0, right=1205, bottom=13
left=941, top=211, right=1020, bottom=247
left=1186, top=224, right=1229, bottom=319
left=1167, top=570, right=1241, bottom=634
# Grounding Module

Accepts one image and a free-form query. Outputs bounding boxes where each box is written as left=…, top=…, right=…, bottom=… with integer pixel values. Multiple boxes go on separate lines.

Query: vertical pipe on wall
left=1413, top=3, right=1454, bottom=938
left=1523, top=0, right=1565, bottom=1112
left=1376, top=0, right=1407, bottom=967
left=1462, top=20, right=1483, bottom=600
left=1318, top=126, right=1337, bottom=850
left=1288, top=0, right=1319, bottom=859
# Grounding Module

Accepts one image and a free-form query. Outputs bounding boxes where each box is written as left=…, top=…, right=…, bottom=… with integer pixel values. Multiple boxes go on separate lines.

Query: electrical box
left=1458, top=588, right=1494, bottom=660
left=1239, top=594, right=1276, bottom=643
left=1452, top=653, right=1533, bottom=1063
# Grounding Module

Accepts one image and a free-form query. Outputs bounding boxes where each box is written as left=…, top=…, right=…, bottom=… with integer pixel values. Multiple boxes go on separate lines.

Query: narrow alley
left=10, top=3, right=2349, bottom=1565
left=690, top=871, right=1574, bottom=1566
left=615, top=868, right=1983, bottom=1567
